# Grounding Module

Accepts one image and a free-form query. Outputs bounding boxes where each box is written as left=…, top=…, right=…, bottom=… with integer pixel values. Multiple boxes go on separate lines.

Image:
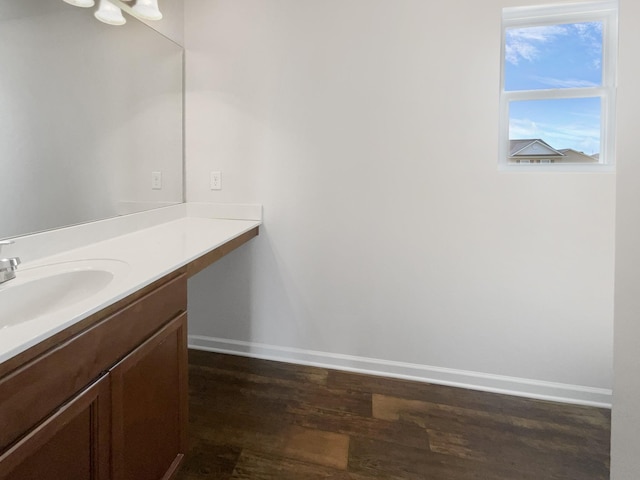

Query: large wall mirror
left=0, top=0, right=183, bottom=240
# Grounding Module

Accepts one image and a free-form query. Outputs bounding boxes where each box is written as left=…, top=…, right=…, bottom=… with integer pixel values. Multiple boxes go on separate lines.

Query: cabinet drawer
left=0, top=273, right=186, bottom=453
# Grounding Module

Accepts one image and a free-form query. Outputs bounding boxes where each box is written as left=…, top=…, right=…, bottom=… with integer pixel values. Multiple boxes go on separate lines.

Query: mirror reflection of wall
left=0, top=0, right=183, bottom=240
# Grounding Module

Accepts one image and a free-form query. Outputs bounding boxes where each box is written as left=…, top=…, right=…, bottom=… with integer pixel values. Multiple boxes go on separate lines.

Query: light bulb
left=63, top=0, right=95, bottom=7
left=94, top=0, right=126, bottom=25
left=132, top=0, right=163, bottom=21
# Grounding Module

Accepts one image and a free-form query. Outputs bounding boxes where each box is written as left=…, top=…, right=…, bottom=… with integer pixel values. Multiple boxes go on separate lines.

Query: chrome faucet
left=0, top=240, right=21, bottom=284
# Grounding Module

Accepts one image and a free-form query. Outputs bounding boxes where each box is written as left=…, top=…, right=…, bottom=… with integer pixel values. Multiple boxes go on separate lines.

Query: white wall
left=610, top=0, right=640, bottom=476
left=184, top=0, right=616, bottom=404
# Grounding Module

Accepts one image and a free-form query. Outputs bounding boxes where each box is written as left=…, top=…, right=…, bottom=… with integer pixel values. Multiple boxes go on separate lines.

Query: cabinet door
left=0, top=374, right=111, bottom=480
left=111, top=313, right=188, bottom=480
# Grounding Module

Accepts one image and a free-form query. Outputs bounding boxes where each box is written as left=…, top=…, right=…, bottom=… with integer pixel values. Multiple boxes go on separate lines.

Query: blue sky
left=505, top=22, right=603, bottom=154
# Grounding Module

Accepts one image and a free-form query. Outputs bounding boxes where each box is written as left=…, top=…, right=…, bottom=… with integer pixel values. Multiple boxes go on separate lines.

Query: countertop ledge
left=0, top=204, right=262, bottom=368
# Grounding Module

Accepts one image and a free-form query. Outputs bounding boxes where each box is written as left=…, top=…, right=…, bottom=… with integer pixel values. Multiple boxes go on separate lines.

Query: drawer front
left=0, top=273, right=186, bottom=452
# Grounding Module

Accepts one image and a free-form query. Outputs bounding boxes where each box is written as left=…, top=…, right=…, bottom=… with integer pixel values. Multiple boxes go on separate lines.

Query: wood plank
left=188, top=419, right=349, bottom=471
left=372, top=393, right=609, bottom=442
left=230, top=450, right=371, bottom=480
left=188, top=364, right=371, bottom=418
left=329, top=369, right=610, bottom=430
left=177, top=437, right=241, bottom=480
left=371, top=393, right=610, bottom=473
left=347, top=435, right=523, bottom=480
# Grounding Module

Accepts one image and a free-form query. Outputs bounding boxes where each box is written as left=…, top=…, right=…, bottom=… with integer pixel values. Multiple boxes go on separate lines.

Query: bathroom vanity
left=0, top=204, right=261, bottom=480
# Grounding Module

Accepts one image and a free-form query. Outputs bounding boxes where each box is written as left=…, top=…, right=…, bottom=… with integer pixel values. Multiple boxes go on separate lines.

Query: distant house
left=509, top=139, right=599, bottom=164
left=558, top=148, right=600, bottom=164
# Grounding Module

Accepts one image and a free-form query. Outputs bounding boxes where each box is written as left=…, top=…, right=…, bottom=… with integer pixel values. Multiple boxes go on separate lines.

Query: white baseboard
left=188, top=335, right=612, bottom=408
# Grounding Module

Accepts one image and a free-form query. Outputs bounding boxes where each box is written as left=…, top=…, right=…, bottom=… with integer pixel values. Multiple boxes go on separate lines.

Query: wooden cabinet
left=0, top=272, right=188, bottom=480
left=111, top=313, right=188, bottom=480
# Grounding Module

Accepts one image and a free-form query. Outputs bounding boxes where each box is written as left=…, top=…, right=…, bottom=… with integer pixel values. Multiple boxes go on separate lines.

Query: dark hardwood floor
left=176, top=350, right=610, bottom=480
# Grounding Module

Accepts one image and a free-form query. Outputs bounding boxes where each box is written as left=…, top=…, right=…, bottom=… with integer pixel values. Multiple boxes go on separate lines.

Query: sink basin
left=0, top=259, right=129, bottom=329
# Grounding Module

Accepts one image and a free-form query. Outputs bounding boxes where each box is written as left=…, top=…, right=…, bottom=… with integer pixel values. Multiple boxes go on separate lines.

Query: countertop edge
left=0, top=206, right=262, bottom=373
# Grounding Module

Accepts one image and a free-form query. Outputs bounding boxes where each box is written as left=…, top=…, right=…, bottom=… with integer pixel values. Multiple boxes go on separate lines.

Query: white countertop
left=0, top=207, right=261, bottom=365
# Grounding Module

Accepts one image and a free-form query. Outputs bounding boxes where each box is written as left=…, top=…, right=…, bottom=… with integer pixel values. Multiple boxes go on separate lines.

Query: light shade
left=132, top=0, right=163, bottom=21
left=63, top=0, right=95, bottom=7
left=94, top=0, right=126, bottom=25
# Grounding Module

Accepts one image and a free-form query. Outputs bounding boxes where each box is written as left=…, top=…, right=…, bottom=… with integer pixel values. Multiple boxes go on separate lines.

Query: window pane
left=505, top=22, right=603, bottom=91
left=508, top=97, right=601, bottom=162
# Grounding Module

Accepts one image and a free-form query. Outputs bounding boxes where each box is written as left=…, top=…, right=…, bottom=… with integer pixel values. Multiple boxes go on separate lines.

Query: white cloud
left=505, top=41, right=537, bottom=65
left=533, top=77, right=599, bottom=88
left=509, top=117, right=541, bottom=138
left=505, top=25, right=569, bottom=65
left=506, top=22, right=602, bottom=67
left=573, top=22, right=602, bottom=43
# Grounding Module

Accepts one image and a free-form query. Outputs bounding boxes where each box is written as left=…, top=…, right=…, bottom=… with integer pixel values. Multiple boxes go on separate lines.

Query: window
left=499, top=1, right=618, bottom=171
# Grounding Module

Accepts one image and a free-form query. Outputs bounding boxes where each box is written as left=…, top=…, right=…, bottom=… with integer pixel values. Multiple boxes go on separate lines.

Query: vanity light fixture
left=63, top=0, right=163, bottom=26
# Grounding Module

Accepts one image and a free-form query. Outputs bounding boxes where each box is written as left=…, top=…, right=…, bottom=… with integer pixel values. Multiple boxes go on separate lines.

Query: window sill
left=498, top=163, right=615, bottom=173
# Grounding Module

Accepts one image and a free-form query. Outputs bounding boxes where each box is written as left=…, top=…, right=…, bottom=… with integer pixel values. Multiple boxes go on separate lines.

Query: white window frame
left=499, top=1, right=618, bottom=172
